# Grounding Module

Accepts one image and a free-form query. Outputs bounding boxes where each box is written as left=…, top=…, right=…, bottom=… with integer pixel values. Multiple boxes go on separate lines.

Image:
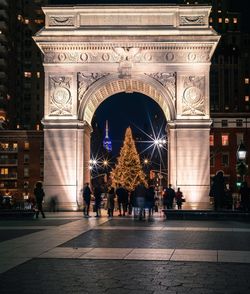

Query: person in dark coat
left=163, top=184, right=175, bottom=209
left=107, top=186, right=115, bottom=217
left=83, top=182, right=92, bottom=217
left=93, top=185, right=102, bottom=217
left=134, top=182, right=147, bottom=220
left=34, top=181, right=45, bottom=218
left=146, top=185, right=155, bottom=218
left=210, top=171, right=225, bottom=211
left=175, top=187, right=183, bottom=210
left=240, top=182, right=249, bottom=211
left=116, top=184, right=128, bottom=216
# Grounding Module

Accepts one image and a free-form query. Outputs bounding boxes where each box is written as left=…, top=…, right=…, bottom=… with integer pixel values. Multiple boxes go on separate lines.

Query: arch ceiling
left=79, top=75, right=176, bottom=126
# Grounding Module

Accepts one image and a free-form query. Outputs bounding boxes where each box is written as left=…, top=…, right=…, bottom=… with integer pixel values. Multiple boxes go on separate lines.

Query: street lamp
left=154, top=138, right=166, bottom=190
left=236, top=141, right=248, bottom=186
left=237, top=142, right=247, bottom=161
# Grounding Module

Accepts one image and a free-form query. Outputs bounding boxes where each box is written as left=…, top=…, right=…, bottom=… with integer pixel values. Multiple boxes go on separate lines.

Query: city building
left=184, top=0, right=250, bottom=188
left=0, top=130, right=44, bottom=197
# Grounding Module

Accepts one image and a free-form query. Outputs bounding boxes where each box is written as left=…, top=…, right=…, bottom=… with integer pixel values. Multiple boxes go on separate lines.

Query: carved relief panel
left=49, top=76, right=73, bottom=116
left=180, top=75, right=206, bottom=116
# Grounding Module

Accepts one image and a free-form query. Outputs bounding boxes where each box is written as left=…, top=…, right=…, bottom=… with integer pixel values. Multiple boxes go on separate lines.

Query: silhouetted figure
left=163, top=184, right=175, bottom=209
left=93, top=185, right=102, bottom=217
left=210, top=171, right=225, bottom=211
left=240, top=182, right=250, bottom=211
left=83, top=183, right=92, bottom=217
left=49, top=195, right=58, bottom=212
left=34, top=182, right=45, bottom=218
left=134, top=182, right=147, bottom=220
left=116, top=184, right=128, bottom=216
left=146, top=185, right=155, bottom=218
left=175, top=187, right=184, bottom=210
left=107, top=186, right=115, bottom=217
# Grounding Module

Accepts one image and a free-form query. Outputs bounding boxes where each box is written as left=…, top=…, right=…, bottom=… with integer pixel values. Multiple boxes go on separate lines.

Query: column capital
left=167, top=119, right=212, bottom=130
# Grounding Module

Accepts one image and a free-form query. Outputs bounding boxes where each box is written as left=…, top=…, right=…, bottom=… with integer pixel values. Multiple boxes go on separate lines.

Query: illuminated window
left=24, top=19, right=29, bottom=24
left=245, top=96, right=249, bottom=102
left=1, top=168, right=8, bottom=175
left=222, top=153, right=229, bottom=167
left=209, top=135, right=214, bottom=146
left=233, top=18, right=238, bottom=24
left=36, top=124, right=40, bottom=130
left=218, top=10, right=222, bottom=13
left=209, top=17, right=213, bottom=23
left=221, top=134, right=229, bottom=146
left=1, top=143, right=8, bottom=150
left=24, top=167, right=29, bottom=177
left=218, top=18, right=222, bottom=23
left=34, top=19, right=44, bottom=24
left=225, top=18, right=229, bottom=23
left=13, top=143, right=18, bottom=150
left=36, top=72, right=40, bottom=78
left=24, top=72, right=32, bottom=78
left=17, top=15, right=22, bottom=21
left=245, top=78, right=249, bottom=84
left=24, top=142, right=29, bottom=150
left=17, top=124, right=20, bottom=129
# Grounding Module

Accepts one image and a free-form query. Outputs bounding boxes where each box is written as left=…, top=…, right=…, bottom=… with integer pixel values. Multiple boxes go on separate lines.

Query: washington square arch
left=34, top=4, right=220, bottom=210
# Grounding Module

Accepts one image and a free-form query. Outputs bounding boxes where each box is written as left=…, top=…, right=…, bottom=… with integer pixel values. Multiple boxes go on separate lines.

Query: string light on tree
left=111, top=127, right=147, bottom=191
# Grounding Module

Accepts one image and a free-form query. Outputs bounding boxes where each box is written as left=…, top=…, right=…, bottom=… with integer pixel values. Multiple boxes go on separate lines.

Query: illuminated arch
left=78, top=74, right=176, bottom=125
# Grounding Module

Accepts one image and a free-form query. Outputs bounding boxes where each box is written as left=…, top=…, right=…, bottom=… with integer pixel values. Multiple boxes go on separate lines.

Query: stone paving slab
left=39, top=247, right=250, bottom=264
left=101, top=218, right=250, bottom=228
left=1, top=259, right=250, bottom=294
left=60, top=229, right=250, bottom=251
left=0, top=229, right=43, bottom=243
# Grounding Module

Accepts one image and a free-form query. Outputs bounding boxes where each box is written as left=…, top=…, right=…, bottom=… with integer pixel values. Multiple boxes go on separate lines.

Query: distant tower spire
left=103, top=120, right=112, bottom=152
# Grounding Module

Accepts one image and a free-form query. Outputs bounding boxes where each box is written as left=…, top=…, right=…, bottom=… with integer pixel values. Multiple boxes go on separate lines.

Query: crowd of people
left=82, top=181, right=185, bottom=219
left=210, top=171, right=250, bottom=211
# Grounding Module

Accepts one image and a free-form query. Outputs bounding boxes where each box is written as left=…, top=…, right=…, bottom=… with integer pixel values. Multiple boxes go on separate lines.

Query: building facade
left=0, top=130, right=44, bottom=197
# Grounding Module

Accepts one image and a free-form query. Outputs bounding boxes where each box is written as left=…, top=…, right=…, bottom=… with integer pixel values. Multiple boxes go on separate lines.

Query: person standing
left=164, top=184, right=175, bottom=209
left=83, top=182, right=92, bottom=217
left=116, top=184, right=128, bottom=216
left=146, top=185, right=155, bottom=218
left=34, top=182, right=45, bottom=218
left=93, top=185, right=102, bottom=217
left=134, top=182, right=147, bottom=220
left=107, top=186, right=115, bottom=217
left=175, top=187, right=183, bottom=210
left=240, top=182, right=249, bottom=211
left=210, top=171, right=225, bottom=211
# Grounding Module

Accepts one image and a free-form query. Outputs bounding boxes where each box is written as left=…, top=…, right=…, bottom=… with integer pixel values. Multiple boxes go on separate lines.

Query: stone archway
left=34, top=4, right=219, bottom=210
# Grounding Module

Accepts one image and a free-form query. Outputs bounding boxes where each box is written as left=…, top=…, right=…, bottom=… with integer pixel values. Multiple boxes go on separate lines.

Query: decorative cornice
left=43, top=43, right=213, bottom=64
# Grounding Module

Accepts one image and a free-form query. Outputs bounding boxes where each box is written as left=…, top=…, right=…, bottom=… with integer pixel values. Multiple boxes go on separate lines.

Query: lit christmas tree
left=111, top=127, right=147, bottom=191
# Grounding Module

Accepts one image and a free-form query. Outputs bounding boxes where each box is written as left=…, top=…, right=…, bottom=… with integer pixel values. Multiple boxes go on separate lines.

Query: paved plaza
left=0, top=212, right=250, bottom=293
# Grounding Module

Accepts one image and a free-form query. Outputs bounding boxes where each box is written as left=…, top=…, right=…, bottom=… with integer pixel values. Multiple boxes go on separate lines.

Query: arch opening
left=90, top=91, right=168, bottom=189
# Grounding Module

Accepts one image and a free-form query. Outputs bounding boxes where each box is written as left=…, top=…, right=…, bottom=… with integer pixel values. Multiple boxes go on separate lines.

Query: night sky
left=48, top=0, right=250, bottom=156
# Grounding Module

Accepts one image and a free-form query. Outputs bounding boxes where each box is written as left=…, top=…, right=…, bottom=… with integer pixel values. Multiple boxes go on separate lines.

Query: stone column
left=168, top=120, right=212, bottom=209
left=83, top=122, right=92, bottom=186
